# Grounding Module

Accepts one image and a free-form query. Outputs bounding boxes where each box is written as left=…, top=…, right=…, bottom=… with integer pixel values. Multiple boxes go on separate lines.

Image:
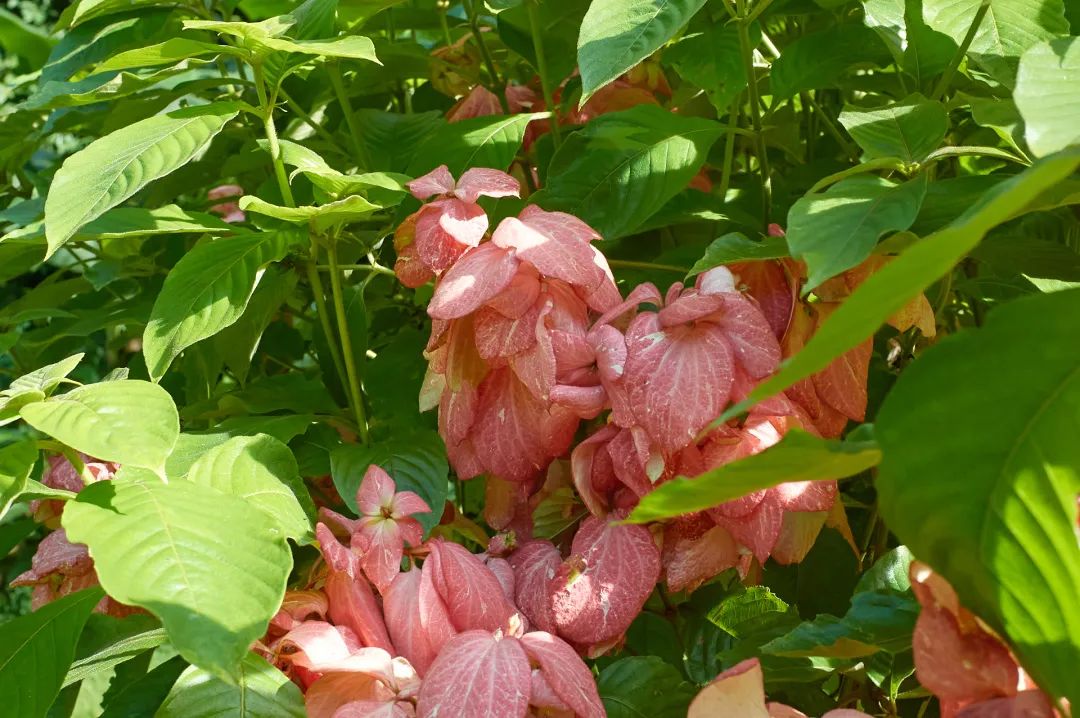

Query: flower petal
left=357, top=465, right=397, bottom=516
left=520, top=631, right=605, bottom=718
left=415, top=631, right=532, bottom=718
left=407, top=165, right=455, bottom=200
left=428, top=243, right=521, bottom=320
left=508, top=540, right=561, bottom=633
left=454, top=168, right=521, bottom=203
left=317, top=524, right=394, bottom=652
left=427, top=539, right=519, bottom=633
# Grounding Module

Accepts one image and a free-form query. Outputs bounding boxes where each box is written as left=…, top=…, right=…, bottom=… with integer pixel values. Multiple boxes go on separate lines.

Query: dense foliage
left=0, top=0, right=1077, bottom=716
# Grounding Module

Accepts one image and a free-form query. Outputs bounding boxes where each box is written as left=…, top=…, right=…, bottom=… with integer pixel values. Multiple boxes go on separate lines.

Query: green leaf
left=922, top=0, right=1068, bottom=85
left=598, top=656, right=696, bottom=718
left=6, top=351, right=84, bottom=395
left=855, top=546, right=914, bottom=594
left=770, top=24, right=893, bottom=99
left=628, top=430, right=880, bottom=523
left=155, top=652, right=306, bottom=718
left=44, top=103, right=238, bottom=257
left=164, top=416, right=315, bottom=479
left=708, top=586, right=801, bottom=640
left=0, top=588, right=104, bottom=718
left=666, top=22, right=753, bottom=115
left=99, top=655, right=187, bottom=718
left=787, top=175, right=928, bottom=290
left=762, top=590, right=919, bottom=658
left=64, top=616, right=166, bottom=687
left=687, top=233, right=789, bottom=278
left=63, top=469, right=292, bottom=681
left=0, top=353, right=84, bottom=424
left=186, top=434, right=315, bottom=544
left=62, top=0, right=171, bottom=29
left=723, top=148, right=1080, bottom=422
left=7, top=206, right=235, bottom=243
left=1015, top=37, right=1080, bottom=158
left=576, top=0, right=707, bottom=105
left=839, top=95, right=949, bottom=164
left=876, top=288, right=1080, bottom=706
left=238, top=194, right=381, bottom=229
left=406, top=112, right=547, bottom=177
left=20, top=380, right=179, bottom=475
left=258, top=34, right=380, bottom=63
left=331, top=431, right=448, bottom=535
left=0, top=7, right=54, bottom=68
left=215, top=267, right=297, bottom=384
left=353, top=109, right=445, bottom=173
left=535, top=105, right=723, bottom=239
left=0, top=439, right=38, bottom=520
left=143, top=231, right=300, bottom=381
left=95, top=38, right=231, bottom=72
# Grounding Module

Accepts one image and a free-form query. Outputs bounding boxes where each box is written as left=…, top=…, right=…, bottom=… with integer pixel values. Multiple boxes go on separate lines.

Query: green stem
left=607, top=259, right=688, bottom=274
left=305, top=254, right=351, bottom=422
left=526, top=0, right=561, bottom=147
left=253, top=65, right=295, bottom=207
left=328, top=63, right=371, bottom=169
left=326, top=242, right=371, bottom=444
left=736, top=2, right=771, bottom=228
left=807, top=91, right=861, bottom=162
left=316, top=263, right=396, bottom=277
left=464, top=0, right=510, bottom=113
left=439, top=6, right=453, bottom=46
left=744, top=0, right=775, bottom=25
left=931, top=0, right=990, bottom=101
left=256, top=64, right=355, bottom=422
left=718, top=104, right=740, bottom=201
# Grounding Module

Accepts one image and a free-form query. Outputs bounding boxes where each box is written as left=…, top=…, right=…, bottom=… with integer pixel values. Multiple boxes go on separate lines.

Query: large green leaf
left=143, top=231, right=299, bottom=381
left=1015, top=37, right=1080, bottom=158
left=770, top=24, right=893, bottom=98
left=786, top=175, right=928, bottom=290
left=0, top=439, right=39, bottom=520
left=666, top=21, right=753, bottom=115
left=99, top=655, right=187, bottom=718
left=237, top=194, right=381, bottom=228
left=0, top=588, right=104, bottom=718
left=687, top=233, right=789, bottom=278
left=95, top=38, right=231, bottom=72
left=20, top=380, right=179, bottom=474
left=628, top=430, right=880, bottom=523
left=406, top=112, right=547, bottom=177
left=330, top=430, right=448, bottom=534
left=353, top=109, right=445, bottom=173
left=839, top=95, right=949, bottom=164
left=186, top=434, right=315, bottom=544
left=723, top=148, right=1080, bottom=421
left=535, top=105, right=723, bottom=239
left=576, top=0, right=706, bottom=105
left=597, top=656, right=696, bottom=718
left=64, top=617, right=166, bottom=688
left=876, top=289, right=1080, bottom=706
left=6, top=205, right=234, bottom=243
left=155, top=652, right=306, bottom=718
left=762, top=590, right=918, bottom=658
left=44, top=103, right=238, bottom=256
left=63, top=469, right=292, bottom=680
left=922, top=0, right=1068, bottom=85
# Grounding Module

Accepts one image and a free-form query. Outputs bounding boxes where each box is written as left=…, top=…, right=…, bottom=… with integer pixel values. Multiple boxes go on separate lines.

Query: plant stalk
left=931, top=0, right=990, bottom=100
left=527, top=0, right=561, bottom=147
left=735, top=1, right=771, bottom=228
left=256, top=63, right=357, bottom=426
left=326, top=242, right=371, bottom=444
left=328, top=63, right=371, bottom=169
left=464, top=0, right=510, bottom=113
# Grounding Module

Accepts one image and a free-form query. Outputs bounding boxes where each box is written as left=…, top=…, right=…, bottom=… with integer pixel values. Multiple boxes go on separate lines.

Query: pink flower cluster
left=262, top=464, right=607, bottom=717
left=12, top=454, right=134, bottom=617
left=396, top=165, right=888, bottom=602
